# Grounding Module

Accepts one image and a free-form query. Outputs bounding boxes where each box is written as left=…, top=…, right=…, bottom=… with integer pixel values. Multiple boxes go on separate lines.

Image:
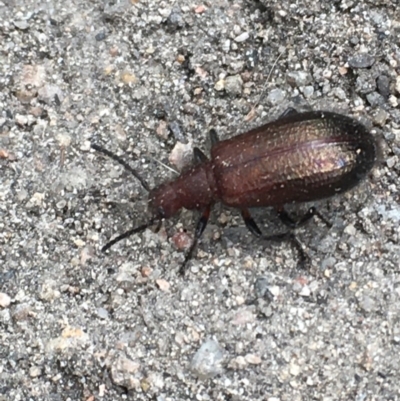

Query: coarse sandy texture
left=1, top=1, right=400, bottom=400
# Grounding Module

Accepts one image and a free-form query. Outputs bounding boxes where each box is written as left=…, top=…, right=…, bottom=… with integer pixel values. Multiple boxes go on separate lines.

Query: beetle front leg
left=180, top=205, right=212, bottom=275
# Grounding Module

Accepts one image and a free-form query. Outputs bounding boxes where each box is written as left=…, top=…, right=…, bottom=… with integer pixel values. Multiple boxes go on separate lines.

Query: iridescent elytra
left=92, top=108, right=377, bottom=273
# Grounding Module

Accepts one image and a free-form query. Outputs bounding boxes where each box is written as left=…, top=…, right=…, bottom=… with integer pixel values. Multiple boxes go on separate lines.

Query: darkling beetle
left=91, top=108, right=376, bottom=274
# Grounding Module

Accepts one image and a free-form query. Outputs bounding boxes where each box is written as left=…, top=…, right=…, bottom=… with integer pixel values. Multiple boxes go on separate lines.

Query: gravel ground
left=1, top=1, right=400, bottom=400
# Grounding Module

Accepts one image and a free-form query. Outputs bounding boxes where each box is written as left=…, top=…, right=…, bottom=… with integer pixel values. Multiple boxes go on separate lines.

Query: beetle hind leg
left=241, top=208, right=310, bottom=269
left=276, top=206, right=332, bottom=229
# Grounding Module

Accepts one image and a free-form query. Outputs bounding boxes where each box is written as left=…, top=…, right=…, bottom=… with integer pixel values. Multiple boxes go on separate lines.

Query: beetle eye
left=157, top=207, right=166, bottom=218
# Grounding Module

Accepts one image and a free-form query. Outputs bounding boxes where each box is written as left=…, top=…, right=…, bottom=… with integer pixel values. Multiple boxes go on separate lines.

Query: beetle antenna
left=91, top=143, right=151, bottom=192
left=102, top=218, right=158, bottom=252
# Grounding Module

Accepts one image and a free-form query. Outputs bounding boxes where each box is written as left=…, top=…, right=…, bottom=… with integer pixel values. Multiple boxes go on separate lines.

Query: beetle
left=92, top=108, right=377, bottom=274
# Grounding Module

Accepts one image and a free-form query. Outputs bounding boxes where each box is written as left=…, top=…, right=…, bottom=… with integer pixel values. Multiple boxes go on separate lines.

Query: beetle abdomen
left=211, top=111, right=376, bottom=208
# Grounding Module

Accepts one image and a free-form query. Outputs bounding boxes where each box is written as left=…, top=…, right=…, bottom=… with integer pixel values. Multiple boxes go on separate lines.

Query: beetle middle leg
left=179, top=205, right=212, bottom=275
left=241, top=208, right=310, bottom=268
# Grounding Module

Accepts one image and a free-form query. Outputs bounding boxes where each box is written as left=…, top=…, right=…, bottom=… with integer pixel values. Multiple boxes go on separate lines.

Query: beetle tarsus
left=279, top=107, right=298, bottom=118
left=241, top=208, right=262, bottom=237
left=287, top=234, right=310, bottom=270
left=209, top=129, right=219, bottom=147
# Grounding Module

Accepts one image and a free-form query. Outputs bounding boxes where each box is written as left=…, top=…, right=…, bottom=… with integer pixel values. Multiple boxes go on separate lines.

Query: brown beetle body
left=150, top=111, right=376, bottom=218
left=93, top=109, right=376, bottom=272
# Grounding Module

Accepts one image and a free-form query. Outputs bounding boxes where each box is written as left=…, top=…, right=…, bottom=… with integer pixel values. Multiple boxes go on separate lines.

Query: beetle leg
left=313, top=209, right=333, bottom=228
left=279, top=107, right=298, bottom=118
left=209, top=128, right=219, bottom=147
left=276, top=207, right=332, bottom=229
left=193, top=147, right=209, bottom=164
left=286, top=233, right=310, bottom=269
left=241, top=208, right=262, bottom=237
left=241, top=208, right=310, bottom=268
left=179, top=205, right=212, bottom=275
left=276, top=206, right=314, bottom=228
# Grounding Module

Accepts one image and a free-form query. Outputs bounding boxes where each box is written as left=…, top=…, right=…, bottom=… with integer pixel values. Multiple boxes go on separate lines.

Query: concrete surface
left=0, top=0, right=399, bottom=400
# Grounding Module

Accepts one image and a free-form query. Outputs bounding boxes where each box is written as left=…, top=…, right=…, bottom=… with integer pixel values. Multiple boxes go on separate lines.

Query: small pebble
left=266, top=88, right=286, bottom=106
left=15, top=114, right=29, bottom=126
left=225, top=75, right=243, bottom=95
left=191, top=338, right=224, bottom=379
left=156, top=279, right=170, bottom=292
left=0, top=149, right=9, bottom=159
left=214, top=79, right=225, bottom=91
left=111, top=357, right=141, bottom=390
left=245, top=354, right=262, bottom=365
left=366, top=92, right=385, bottom=107
left=38, top=84, right=64, bottom=105
left=348, top=53, right=375, bottom=68
left=376, top=75, right=391, bottom=98
left=231, top=309, right=256, bottom=325
left=289, top=362, right=301, bottom=376
left=229, top=356, right=247, bottom=369
left=359, top=295, right=375, bottom=313
left=388, top=95, right=398, bottom=108
left=95, top=31, right=106, bottom=41
left=332, top=87, right=347, bottom=100
left=169, top=141, right=192, bottom=171
left=13, top=20, right=29, bottom=30
left=172, top=231, right=192, bottom=251
left=29, top=366, right=42, bottom=378
left=156, top=121, right=169, bottom=140
left=299, top=286, right=311, bottom=297
left=386, top=156, right=397, bottom=169
left=97, top=307, right=109, bottom=319
left=234, top=32, right=249, bottom=43
left=168, top=10, right=184, bottom=28
left=302, top=85, right=314, bottom=98
left=344, top=224, right=356, bottom=236
left=0, top=293, right=11, bottom=308
left=287, top=71, right=311, bottom=87
left=372, top=108, right=388, bottom=126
